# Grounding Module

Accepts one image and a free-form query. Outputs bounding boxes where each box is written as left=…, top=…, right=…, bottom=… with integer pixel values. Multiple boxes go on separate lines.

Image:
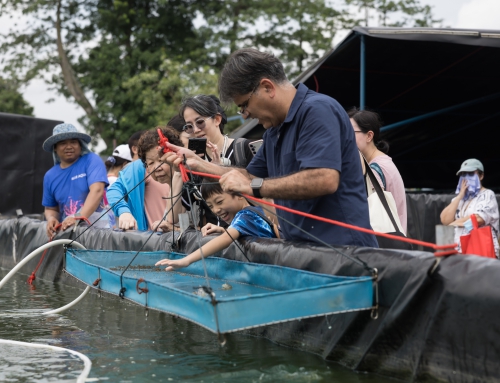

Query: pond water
left=0, top=269, right=389, bottom=383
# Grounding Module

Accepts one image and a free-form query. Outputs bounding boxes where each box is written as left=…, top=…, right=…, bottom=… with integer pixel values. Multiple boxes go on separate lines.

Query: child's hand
left=201, top=223, right=225, bottom=236
left=155, top=257, right=190, bottom=271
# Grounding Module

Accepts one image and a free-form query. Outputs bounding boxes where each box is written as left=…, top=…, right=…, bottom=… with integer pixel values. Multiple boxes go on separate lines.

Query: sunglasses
left=182, top=115, right=214, bottom=134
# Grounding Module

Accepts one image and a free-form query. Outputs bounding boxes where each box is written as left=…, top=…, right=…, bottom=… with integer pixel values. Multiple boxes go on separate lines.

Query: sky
left=2, top=0, right=500, bottom=153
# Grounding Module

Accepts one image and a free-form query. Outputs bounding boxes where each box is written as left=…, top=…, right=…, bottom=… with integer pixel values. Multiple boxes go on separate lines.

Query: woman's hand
left=206, top=141, right=220, bottom=164
left=458, top=178, right=468, bottom=198
left=118, top=212, right=138, bottom=230
left=201, top=223, right=225, bottom=236
left=152, top=220, right=177, bottom=232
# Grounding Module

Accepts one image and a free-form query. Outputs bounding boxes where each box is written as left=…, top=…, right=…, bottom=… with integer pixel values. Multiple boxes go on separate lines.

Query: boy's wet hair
left=201, top=177, right=224, bottom=200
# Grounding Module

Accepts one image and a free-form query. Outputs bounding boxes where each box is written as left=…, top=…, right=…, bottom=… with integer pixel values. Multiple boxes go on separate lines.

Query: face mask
left=463, top=218, right=473, bottom=233
left=455, top=173, right=481, bottom=201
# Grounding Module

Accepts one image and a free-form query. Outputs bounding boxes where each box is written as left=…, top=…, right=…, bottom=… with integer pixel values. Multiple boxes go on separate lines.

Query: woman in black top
left=180, top=95, right=253, bottom=168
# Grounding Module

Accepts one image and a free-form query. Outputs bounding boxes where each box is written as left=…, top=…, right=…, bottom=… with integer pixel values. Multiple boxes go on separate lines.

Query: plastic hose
left=0, top=339, right=92, bottom=383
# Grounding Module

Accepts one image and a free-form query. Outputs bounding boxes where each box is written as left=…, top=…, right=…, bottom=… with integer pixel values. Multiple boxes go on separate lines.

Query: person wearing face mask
left=440, top=159, right=499, bottom=257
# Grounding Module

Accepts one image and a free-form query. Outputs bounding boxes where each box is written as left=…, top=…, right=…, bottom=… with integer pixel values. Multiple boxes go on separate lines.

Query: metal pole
left=380, top=91, right=500, bottom=132
left=360, top=35, right=366, bottom=110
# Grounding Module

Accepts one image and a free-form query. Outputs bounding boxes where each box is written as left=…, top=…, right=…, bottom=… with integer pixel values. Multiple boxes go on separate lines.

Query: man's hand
left=61, top=215, right=77, bottom=231
left=46, top=216, right=60, bottom=239
left=118, top=212, right=138, bottom=230
left=201, top=223, right=225, bottom=236
left=220, top=170, right=253, bottom=195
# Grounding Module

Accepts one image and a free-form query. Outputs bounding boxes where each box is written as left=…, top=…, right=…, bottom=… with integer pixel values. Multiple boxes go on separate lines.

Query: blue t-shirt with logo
left=42, top=153, right=114, bottom=227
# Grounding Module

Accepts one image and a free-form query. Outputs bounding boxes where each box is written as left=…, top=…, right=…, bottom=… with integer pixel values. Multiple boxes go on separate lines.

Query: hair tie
left=107, top=156, right=116, bottom=165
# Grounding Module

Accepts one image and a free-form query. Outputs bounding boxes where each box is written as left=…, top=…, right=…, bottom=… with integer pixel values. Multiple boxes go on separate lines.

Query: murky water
left=0, top=269, right=387, bottom=382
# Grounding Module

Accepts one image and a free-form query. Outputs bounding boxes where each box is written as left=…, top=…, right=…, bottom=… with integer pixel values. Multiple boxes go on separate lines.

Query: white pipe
left=0, top=339, right=92, bottom=383
left=0, top=239, right=89, bottom=316
left=43, top=286, right=91, bottom=315
left=0, top=239, right=86, bottom=290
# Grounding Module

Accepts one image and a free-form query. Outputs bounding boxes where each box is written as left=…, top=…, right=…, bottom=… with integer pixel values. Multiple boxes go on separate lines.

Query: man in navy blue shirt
left=163, top=48, right=377, bottom=248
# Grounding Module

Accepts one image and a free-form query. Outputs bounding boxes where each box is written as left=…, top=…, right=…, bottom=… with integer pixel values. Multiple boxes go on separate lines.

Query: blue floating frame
left=66, top=249, right=374, bottom=334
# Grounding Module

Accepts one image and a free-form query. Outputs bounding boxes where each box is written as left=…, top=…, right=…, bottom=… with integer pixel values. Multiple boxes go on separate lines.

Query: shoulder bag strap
left=363, top=156, right=402, bottom=234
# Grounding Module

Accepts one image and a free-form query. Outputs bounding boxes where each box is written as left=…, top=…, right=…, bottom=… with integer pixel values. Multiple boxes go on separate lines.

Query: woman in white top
left=440, top=159, right=499, bottom=257
left=348, top=108, right=407, bottom=232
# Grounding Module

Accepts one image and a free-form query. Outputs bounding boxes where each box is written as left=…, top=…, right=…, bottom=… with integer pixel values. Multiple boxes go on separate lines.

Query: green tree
left=346, top=0, right=441, bottom=27
left=0, top=77, right=34, bottom=116
left=0, top=0, right=202, bottom=150
left=194, top=0, right=350, bottom=78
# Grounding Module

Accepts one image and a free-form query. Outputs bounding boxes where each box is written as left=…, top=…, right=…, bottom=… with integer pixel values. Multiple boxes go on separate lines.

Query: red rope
left=182, top=167, right=457, bottom=256
left=27, top=217, right=91, bottom=285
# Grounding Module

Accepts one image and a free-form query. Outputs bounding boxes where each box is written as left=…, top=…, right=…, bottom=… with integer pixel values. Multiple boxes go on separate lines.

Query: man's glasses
left=182, top=116, right=214, bottom=134
left=237, top=84, right=259, bottom=116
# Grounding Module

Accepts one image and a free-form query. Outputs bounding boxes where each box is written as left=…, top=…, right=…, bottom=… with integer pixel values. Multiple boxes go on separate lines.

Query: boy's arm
left=156, top=228, right=240, bottom=271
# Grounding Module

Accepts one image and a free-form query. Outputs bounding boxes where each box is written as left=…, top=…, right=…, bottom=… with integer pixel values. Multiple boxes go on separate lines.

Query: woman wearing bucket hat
left=42, top=123, right=115, bottom=238
left=440, top=159, right=499, bottom=257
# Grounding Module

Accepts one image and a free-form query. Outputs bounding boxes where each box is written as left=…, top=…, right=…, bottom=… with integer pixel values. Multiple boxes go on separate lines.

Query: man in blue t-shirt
left=42, top=123, right=114, bottom=238
left=161, top=49, right=377, bottom=248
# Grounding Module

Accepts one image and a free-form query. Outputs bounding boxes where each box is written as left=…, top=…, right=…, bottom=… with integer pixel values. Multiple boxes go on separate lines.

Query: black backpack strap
left=233, top=138, right=248, bottom=167
left=246, top=206, right=280, bottom=239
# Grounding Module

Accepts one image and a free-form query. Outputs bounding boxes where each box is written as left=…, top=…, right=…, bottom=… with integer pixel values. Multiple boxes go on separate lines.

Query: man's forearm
left=79, top=189, right=104, bottom=219
left=44, top=209, right=60, bottom=221
left=259, top=168, right=339, bottom=200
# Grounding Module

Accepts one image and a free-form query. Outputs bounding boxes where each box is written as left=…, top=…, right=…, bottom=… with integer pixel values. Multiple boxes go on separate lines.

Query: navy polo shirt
left=247, top=83, right=378, bottom=247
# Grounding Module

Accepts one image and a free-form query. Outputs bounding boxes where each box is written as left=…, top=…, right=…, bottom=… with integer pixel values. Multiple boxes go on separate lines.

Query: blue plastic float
left=66, top=249, right=375, bottom=334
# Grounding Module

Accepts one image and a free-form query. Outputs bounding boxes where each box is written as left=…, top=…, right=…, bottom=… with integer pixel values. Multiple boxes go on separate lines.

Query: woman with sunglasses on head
left=180, top=95, right=254, bottom=167
left=440, top=159, right=499, bottom=257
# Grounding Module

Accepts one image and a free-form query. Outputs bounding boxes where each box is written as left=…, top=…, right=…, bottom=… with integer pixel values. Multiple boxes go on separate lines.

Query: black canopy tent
left=231, top=27, right=500, bottom=191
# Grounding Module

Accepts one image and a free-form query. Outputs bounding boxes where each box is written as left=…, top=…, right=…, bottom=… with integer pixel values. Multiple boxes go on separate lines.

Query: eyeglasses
left=237, top=84, right=259, bottom=116
left=353, top=130, right=364, bottom=133
left=182, top=116, right=214, bottom=134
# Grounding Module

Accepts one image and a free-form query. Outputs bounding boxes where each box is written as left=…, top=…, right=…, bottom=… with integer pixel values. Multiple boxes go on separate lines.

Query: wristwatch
left=250, top=178, right=264, bottom=198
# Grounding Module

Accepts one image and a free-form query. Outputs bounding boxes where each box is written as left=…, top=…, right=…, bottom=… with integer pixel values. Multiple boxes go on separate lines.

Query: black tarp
left=1, top=216, right=500, bottom=382
left=0, top=113, right=61, bottom=215
left=231, top=27, right=500, bottom=191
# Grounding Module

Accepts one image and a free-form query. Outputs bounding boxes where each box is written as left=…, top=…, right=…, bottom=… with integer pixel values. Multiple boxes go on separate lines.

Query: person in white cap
left=440, top=158, right=499, bottom=257
left=42, top=123, right=115, bottom=238
left=105, top=144, right=133, bottom=186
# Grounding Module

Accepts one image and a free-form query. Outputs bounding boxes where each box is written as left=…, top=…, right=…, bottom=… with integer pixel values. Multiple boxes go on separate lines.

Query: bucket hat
left=42, top=123, right=91, bottom=152
left=456, top=158, right=484, bottom=175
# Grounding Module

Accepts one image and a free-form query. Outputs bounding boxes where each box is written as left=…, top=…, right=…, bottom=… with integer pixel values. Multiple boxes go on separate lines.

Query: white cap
left=113, top=144, right=133, bottom=162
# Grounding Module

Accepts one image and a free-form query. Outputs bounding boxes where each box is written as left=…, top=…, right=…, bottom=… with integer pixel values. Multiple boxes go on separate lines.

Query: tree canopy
left=0, top=0, right=440, bottom=151
left=0, top=77, right=34, bottom=116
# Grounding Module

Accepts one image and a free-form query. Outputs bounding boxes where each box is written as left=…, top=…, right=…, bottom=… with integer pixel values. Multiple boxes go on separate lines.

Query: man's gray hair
left=218, top=48, right=288, bottom=103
